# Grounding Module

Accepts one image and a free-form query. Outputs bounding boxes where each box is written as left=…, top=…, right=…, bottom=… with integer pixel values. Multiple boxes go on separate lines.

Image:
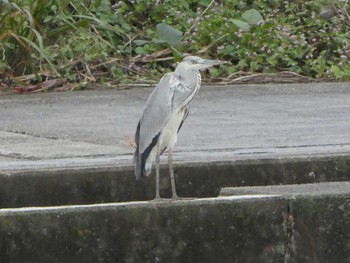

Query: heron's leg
left=168, top=148, right=178, bottom=199
left=155, top=143, right=161, bottom=200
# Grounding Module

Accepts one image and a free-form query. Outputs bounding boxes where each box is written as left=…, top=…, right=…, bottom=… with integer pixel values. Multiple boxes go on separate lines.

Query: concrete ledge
left=0, top=196, right=287, bottom=263
left=220, top=181, right=350, bottom=197
left=0, top=154, right=350, bottom=208
left=1, top=190, right=350, bottom=262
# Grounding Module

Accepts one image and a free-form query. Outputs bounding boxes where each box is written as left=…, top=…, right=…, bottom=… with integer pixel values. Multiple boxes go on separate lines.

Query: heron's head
left=181, top=56, right=226, bottom=71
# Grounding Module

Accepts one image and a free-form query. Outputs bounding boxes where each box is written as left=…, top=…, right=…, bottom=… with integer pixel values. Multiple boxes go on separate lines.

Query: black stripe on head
left=140, top=132, right=161, bottom=178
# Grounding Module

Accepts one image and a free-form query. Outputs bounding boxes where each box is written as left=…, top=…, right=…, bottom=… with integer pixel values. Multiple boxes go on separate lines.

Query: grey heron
left=134, top=56, right=226, bottom=200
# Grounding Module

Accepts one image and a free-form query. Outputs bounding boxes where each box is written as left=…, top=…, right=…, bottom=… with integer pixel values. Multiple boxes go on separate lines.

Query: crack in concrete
left=0, top=129, right=115, bottom=147
left=1, top=129, right=60, bottom=140
left=0, top=151, right=112, bottom=160
left=0, top=153, right=32, bottom=159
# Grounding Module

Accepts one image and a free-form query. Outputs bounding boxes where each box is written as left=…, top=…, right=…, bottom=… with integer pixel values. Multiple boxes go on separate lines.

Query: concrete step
left=0, top=154, right=349, bottom=208
left=1, top=182, right=349, bottom=262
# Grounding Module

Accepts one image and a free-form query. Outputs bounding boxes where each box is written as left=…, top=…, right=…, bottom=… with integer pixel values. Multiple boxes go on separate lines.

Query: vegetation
left=0, top=0, right=350, bottom=92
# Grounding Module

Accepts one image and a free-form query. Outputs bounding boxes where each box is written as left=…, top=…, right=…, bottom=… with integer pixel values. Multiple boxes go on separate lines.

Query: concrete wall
left=0, top=197, right=287, bottom=263
left=0, top=155, right=349, bottom=208
left=0, top=194, right=350, bottom=262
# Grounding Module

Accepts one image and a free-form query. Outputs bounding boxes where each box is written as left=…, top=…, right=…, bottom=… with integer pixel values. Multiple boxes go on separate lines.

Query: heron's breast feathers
left=170, top=72, right=201, bottom=111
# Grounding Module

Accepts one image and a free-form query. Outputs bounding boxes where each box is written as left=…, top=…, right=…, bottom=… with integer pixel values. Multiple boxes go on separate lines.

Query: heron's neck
left=175, top=67, right=201, bottom=90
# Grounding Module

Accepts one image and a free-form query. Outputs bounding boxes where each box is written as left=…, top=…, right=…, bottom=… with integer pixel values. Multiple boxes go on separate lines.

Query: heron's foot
left=171, top=193, right=180, bottom=200
left=152, top=194, right=164, bottom=202
left=171, top=196, right=195, bottom=201
left=151, top=197, right=168, bottom=202
left=151, top=198, right=178, bottom=202
left=171, top=192, right=196, bottom=201
left=151, top=195, right=192, bottom=202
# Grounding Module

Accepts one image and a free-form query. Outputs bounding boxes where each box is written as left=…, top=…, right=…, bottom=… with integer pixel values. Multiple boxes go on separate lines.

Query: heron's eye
left=191, top=60, right=197, bottom=64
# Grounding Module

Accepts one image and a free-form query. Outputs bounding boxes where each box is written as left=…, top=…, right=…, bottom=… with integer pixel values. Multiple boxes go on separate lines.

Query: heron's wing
left=138, top=73, right=178, bottom=154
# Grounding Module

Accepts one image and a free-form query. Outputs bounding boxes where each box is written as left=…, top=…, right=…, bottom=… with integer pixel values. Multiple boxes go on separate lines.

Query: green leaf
left=230, top=19, right=251, bottom=32
left=133, top=39, right=151, bottom=46
left=237, top=59, right=248, bottom=69
left=267, top=56, right=278, bottom=66
left=331, top=65, right=342, bottom=79
left=152, top=39, right=167, bottom=44
left=250, top=61, right=260, bottom=71
left=56, top=0, right=71, bottom=12
left=19, top=35, right=58, bottom=74
left=199, top=0, right=212, bottom=6
left=156, top=23, right=182, bottom=47
left=242, top=9, right=264, bottom=25
left=222, top=45, right=235, bottom=55
left=135, top=47, right=147, bottom=55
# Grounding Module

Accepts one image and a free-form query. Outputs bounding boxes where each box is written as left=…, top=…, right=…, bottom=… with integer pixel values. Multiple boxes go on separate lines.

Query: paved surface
left=0, top=82, right=350, bottom=171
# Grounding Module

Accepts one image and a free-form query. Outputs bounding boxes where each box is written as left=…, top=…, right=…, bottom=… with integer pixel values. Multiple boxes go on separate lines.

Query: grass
left=0, top=0, right=350, bottom=92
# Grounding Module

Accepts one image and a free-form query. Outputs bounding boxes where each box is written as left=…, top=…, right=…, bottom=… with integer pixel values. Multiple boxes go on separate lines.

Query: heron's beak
left=197, top=59, right=227, bottom=70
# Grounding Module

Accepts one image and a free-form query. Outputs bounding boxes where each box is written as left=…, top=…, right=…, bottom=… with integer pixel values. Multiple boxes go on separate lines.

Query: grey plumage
left=134, top=56, right=225, bottom=199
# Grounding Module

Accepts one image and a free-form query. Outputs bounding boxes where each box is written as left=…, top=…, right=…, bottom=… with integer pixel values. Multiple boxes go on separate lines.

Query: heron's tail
left=134, top=147, right=153, bottom=179
left=134, top=121, right=161, bottom=179
left=134, top=151, right=141, bottom=180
